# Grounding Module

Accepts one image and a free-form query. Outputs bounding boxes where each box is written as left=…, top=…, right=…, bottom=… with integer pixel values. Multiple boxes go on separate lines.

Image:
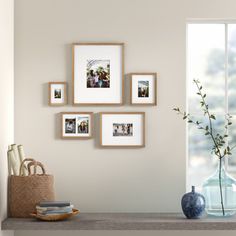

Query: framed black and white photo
left=73, top=43, right=124, bottom=105
left=49, top=82, right=67, bottom=106
left=100, top=112, right=145, bottom=147
left=130, top=73, right=157, bottom=105
left=61, top=112, right=93, bottom=139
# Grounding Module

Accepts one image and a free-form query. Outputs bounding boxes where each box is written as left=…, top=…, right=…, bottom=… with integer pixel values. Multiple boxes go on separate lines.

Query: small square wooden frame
left=48, top=82, right=67, bottom=106
left=130, top=73, right=157, bottom=106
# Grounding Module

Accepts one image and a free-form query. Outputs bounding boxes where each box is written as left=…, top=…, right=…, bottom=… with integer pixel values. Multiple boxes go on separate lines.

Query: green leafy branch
left=173, top=79, right=236, bottom=216
left=173, top=79, right=234, bottom=159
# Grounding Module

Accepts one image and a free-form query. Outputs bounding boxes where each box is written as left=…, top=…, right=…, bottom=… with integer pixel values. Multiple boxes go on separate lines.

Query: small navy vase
left=181, top=186, right=205, bottom=219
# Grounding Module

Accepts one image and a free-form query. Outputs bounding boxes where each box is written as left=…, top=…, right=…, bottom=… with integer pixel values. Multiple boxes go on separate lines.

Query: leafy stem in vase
left=174, top=79, right=236, bottom=216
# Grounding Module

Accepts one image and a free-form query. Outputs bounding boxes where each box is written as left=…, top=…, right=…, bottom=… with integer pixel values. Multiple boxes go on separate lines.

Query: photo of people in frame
left=87, top=60, right=110, bottom=88
left=113, top=123, right=133, bottom=136
left=54, top=89, right=62, bottom=99
left=77, top=116, right=89, bottom=134
left=65, top=118, right=76, bottom=133
left=138, top=81, right=149, bottom=97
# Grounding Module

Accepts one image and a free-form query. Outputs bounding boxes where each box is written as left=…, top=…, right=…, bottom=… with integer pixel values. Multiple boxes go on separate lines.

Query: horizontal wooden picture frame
left=61, top=112, right=93, bottom=139
left=73, top=43, right=124, bottom=105
left=100, top=112, right=145, bottom=147
left=48, top=82, right=67, bottom=106
left=130, top=73, right=157, bottom=106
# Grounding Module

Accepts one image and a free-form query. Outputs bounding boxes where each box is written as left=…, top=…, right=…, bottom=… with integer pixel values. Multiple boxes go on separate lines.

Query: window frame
left=186, top=20, right=236, bottom=190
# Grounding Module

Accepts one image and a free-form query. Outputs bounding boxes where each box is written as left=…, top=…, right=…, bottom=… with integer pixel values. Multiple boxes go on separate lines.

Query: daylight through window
left=187, top=22, right=236, bottom=190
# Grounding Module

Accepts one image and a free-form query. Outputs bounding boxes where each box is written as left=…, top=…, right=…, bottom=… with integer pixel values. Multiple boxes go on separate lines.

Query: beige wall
left=14, top=0, right=236, bottom=235
left=15, top=0, right=187, bottom=213
left=0, top=0, right=14, bottom=236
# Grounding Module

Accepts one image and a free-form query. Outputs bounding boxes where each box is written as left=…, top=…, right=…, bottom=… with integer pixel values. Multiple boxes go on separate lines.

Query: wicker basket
left=9, top=159, right=55, bottom=218
left=30, top=209, right=80, bottom=221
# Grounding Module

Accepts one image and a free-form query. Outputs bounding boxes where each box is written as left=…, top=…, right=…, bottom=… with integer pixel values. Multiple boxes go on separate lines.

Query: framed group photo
left=73, top=43, right=124, bottom=105
left=130, top=73, right=157, bottom=105
left=100, top=112, right=145, bottom=147
left=61, top=112, right=93, bottom=139
left=48, top=82, right=67, bottom=106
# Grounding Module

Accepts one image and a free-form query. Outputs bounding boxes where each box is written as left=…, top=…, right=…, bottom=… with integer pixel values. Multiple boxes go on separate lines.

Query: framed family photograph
left=130, top=73, right=157, bottom=105
left=61, top=112, right=93, bottom=139
left=48, top=82, right=67, bottom=106
left=100, top=112, right=145, bottom=147
left=73, top=43, right=124, bottom=105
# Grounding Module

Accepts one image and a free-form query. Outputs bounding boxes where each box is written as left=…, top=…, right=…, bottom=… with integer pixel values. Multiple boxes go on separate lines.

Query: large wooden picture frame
left=73, top=43, right=124, bottom=105
left=61, top=112, right=93, bottom=139
left=130, top=73, right=157, bottom=106
left=100, top=112, right=145, bottom=147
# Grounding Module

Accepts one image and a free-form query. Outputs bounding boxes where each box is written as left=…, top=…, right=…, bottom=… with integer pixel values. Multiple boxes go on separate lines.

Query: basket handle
left=19, top=158, right=36, bottom=176
left=27, top=161, right=46, bottom=175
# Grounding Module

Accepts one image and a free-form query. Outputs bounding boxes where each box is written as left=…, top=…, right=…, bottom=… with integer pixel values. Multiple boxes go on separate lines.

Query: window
left=187, top=22, right=236, bottom=190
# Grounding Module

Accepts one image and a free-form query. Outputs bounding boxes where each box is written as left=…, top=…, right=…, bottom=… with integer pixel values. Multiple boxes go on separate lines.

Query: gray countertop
left=2, top=213, right=236, bottom=230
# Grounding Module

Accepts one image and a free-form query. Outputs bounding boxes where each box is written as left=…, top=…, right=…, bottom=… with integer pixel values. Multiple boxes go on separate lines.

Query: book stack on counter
left=36, top=201, right=73, bottom=216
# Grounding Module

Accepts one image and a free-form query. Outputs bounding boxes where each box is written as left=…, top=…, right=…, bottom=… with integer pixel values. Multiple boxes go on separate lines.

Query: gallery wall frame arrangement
left=48, top=82, right=67, bottom=106
left=130, top=73, right=157, bottom=106
left=46, top=42, right=159, bottom=148
left=100, top=112, right=145, bottom=147
left=72, top=43, right=124, bottom=105
left=61, top=112, right=93, bottom=139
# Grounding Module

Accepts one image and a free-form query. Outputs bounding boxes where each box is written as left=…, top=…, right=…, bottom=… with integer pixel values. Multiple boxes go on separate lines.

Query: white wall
left=15, top=0, right=186, bottom=213
left=0, top=0, right=14, bottom=236
left=14, top=0, right=236, bottom=235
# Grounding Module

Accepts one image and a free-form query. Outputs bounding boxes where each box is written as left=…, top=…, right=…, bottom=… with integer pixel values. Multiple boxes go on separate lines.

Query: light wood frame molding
left=61, top=112, right=94, bottom=139
left=129, top=72, right=158, bottom=106
left=48, top=82, right=67, bottom=106
left=72, top=43, right=125, bottom=106
left=99, top=112, right=145, bottom=148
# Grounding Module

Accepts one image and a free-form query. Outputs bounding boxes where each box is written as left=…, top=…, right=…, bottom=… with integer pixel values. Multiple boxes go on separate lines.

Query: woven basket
left=9, top=158, right=55, bottom=218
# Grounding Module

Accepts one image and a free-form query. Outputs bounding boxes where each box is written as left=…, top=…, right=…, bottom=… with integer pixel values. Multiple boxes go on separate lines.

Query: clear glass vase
left=202, top=159, right=236, bottom=217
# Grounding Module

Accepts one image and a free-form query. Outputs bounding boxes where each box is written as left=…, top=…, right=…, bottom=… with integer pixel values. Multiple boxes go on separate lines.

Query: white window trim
left=186, top=21, right=236, bottom=190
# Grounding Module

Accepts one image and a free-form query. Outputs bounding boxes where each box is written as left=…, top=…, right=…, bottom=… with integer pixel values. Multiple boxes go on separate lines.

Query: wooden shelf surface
left=2, top=213, right=236, bottom=230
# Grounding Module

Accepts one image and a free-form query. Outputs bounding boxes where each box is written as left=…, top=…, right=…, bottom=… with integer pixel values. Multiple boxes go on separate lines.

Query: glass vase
left=202, top=159, right=236, bottom=217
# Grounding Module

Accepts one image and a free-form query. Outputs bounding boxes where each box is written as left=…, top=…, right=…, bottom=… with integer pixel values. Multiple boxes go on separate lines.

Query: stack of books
left=36, top=201, right=73, bottom=216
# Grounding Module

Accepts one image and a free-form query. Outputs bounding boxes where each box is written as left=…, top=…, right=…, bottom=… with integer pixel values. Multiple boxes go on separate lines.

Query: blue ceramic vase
left=181, top=186, right=205, bottom=219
